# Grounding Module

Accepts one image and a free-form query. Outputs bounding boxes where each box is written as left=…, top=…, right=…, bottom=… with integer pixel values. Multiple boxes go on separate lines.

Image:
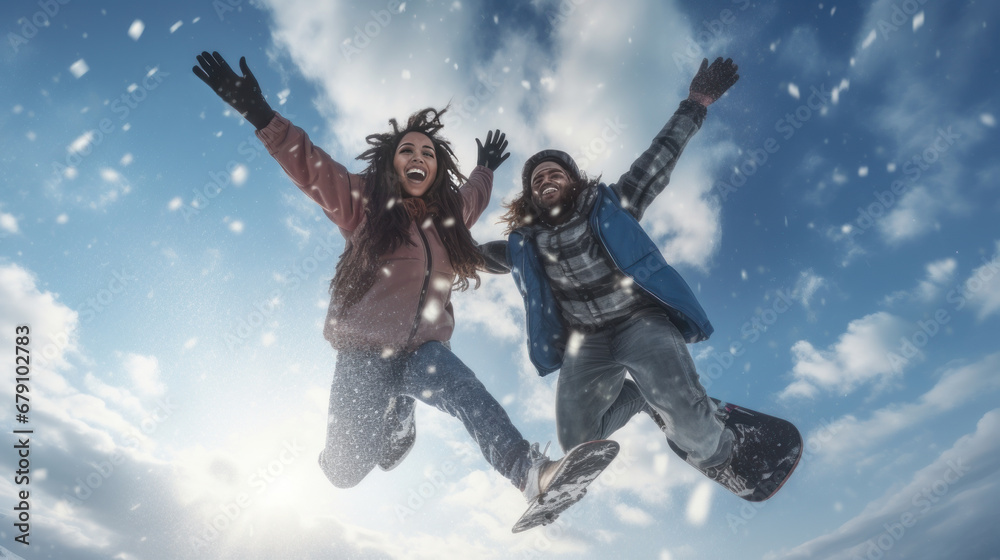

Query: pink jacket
left=256, top=113, right=493, bottom=352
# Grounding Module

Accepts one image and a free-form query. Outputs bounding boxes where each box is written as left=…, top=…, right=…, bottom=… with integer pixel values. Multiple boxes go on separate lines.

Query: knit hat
left=521, top=150, right=581, bottom=192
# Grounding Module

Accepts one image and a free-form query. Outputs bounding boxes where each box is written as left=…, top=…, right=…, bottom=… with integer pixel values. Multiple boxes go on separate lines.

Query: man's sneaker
left=513, top=440, right=620, bottom=533
left=378, top=396, right=416, bottom=472
left=656, top=400, right=802, bottom=502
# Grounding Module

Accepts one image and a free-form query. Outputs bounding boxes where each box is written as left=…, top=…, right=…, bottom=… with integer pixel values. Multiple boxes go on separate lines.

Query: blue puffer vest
left=508, top=184, right=714, bottom=376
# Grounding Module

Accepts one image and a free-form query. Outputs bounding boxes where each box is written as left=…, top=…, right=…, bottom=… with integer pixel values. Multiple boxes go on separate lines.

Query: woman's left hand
left=476, top=129, right=510, bottom=171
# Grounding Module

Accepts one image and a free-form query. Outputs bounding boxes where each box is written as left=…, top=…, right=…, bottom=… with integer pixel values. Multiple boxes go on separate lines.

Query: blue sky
left=1, top=0, right=999, bottom=558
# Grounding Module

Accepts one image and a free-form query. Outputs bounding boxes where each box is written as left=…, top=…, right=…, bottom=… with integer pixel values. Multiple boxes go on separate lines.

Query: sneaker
left=377, top=396, right=416, bottom=472
left=659, top=400, right=801, bottom=502
left=521, top=442, right=558, bottom=502
left=512, top=439, right=619, bottom=533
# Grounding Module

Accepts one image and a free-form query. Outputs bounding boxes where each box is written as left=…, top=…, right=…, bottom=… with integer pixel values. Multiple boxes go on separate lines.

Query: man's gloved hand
left=688, top=57, right=740, bottom=107
left=193, top=51, right=275, bottom=130
left=476, top=129, right=510, bottom=171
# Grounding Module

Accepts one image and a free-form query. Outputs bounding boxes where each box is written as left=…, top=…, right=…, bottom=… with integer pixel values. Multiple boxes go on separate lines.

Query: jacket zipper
left=405, top=224, right=433, bottom=349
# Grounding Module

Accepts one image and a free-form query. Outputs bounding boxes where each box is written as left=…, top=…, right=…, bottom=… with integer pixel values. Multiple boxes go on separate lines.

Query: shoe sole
left=666, top=400, right=803, bottom=502
left=512, top=440, right=619, bottom=533
left=377, top=424, right=415, bottom=472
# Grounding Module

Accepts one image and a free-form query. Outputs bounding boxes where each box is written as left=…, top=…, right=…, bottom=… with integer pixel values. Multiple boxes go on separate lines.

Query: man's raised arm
left=612, top=57, right=739, bottom=220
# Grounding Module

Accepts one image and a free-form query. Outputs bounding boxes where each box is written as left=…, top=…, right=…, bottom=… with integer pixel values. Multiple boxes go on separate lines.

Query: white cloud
left=962, top=241, right=1000, bottom=320
left=883, top=257, right=957, bottom=305
left=451, top=273, right=523, bottom=343
left=846, top=3, right=988, bottom=245
left=803, top=352, right=1000, bottom=467
left=0, top=263, right=80, bottom=371
left=3, top=263, right=553, bottom=559
left=770, top=408, right=1000, bottom=560
left=123, top=353, right=166, bottom=397
left=877, top=184, right=939, bottom=243
left=780, top=312, right=912, bottom=399
left=793, top=269, right=828, bottom=311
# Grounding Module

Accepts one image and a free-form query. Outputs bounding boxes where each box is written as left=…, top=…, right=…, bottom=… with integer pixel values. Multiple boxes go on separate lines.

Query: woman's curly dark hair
left=331, top=107, right=484, bottom=310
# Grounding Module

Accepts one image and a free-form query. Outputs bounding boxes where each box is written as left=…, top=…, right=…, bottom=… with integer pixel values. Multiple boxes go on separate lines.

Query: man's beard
left=533, top=180, right=581, bottom=225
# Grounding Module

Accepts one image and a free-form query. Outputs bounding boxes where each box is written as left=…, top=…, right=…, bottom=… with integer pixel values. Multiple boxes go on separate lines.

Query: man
left=484, top=58, right=781, bottom=497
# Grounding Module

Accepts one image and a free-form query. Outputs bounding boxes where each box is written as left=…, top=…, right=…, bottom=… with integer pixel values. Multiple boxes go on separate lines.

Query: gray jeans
left=319, top=341, right=532, bottom=489
left=557, top=313, right=731, bottom=467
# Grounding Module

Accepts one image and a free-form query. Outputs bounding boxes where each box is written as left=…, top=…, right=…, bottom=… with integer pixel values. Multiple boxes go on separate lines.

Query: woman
left=192, top=52, right=616, bottom=525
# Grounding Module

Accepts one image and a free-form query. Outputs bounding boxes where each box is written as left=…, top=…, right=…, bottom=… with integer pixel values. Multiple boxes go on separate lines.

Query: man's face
left=529, top=161, right=573, bottom=213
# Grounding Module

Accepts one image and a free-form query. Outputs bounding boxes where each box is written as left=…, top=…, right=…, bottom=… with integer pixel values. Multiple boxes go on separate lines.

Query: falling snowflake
left=128, top=20, right=145, bottom=40
left=69, top=59, right=89, bottom=79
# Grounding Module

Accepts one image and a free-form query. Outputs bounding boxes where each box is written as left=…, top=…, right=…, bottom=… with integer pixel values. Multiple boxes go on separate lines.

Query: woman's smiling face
left=394, top=131, right=438, bottom=198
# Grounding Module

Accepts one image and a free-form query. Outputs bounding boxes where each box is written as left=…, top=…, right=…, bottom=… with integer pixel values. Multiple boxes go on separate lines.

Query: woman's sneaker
left=513, top=440, right=619, bottom=533
left=378, top=396, right=416, bottom=471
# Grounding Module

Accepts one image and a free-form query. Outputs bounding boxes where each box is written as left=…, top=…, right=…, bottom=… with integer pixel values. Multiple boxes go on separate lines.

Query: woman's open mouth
left=405, top=168, right=427, bottom=182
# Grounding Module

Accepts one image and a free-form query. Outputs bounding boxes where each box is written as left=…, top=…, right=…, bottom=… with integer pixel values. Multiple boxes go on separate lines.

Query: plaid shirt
left=529, top=99, right=707, bottom=329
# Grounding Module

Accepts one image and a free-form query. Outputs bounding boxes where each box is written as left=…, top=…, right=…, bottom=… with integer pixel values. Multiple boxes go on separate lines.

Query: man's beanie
left=521, top=150, right=581, bottom=192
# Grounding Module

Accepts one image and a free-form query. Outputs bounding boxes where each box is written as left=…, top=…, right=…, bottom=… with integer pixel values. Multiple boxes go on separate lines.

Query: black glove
left=476, top=129, right=510, bottom=171
left=689, top=57, right=740, bottom=106
left=193, top=51, right=275, bottom=130
left=477, top=240, right=511, bottom=274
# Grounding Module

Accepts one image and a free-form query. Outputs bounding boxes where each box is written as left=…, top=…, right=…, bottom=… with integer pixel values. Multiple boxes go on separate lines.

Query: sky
left=1, top=0, right=998, bottom=558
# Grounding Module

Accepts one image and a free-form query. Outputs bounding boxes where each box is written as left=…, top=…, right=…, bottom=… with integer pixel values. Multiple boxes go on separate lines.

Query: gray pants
left=557, top=313, right=731, bottom=467
left=319, top=342, right=532, bottom=489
